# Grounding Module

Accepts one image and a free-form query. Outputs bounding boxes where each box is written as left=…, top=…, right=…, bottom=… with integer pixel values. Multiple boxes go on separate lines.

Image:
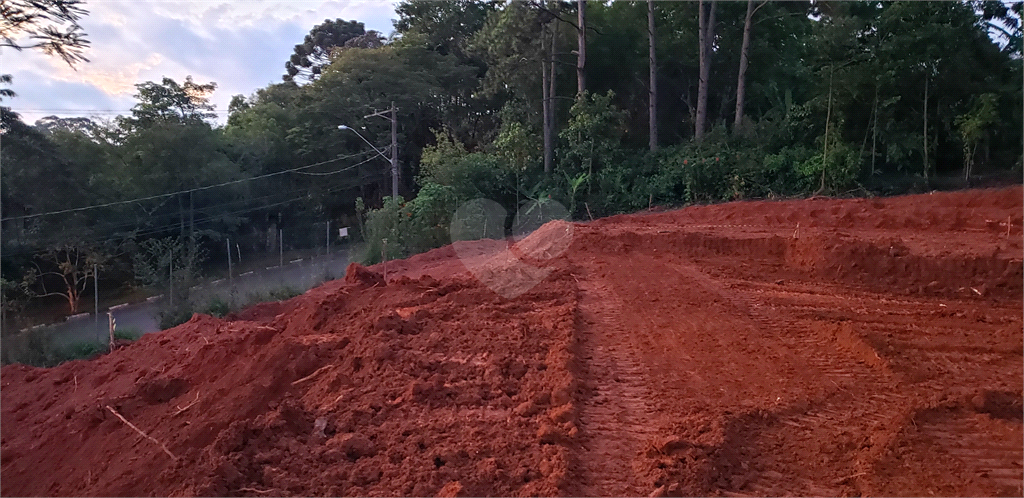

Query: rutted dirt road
left=2, top=186, right=1021, bottom=496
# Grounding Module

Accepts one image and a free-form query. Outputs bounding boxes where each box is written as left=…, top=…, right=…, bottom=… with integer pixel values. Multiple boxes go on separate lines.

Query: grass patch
left=0, top=324, right=141, bottom=368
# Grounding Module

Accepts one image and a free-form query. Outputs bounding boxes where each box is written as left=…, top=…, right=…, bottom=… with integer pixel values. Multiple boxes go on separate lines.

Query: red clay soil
left=3, top=186, right=1022, bottom=497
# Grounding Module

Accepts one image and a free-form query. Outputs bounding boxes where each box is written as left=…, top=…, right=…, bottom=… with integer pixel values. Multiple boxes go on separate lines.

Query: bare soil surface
left=3, top=186, right=1021, bottom=496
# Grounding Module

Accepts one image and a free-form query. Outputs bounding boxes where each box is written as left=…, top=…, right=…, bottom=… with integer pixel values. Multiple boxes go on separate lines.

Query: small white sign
left=338, top=227, right=349, bottom=238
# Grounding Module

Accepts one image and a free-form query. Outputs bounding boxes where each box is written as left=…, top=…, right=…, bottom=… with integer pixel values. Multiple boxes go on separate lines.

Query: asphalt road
left=49, top=248, right=352, bottom=347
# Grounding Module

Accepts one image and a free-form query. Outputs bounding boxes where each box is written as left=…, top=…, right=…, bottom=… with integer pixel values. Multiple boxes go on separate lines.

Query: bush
left=360, top=195, right=408, bottom=265
left=157, top=304, right=194, bottom=330
left=114, top=327, right=142, bottom=341
left=419, top=129, right=517, bottom=204
left=202, top=296, right=231, bottom=318
left=64, top=341, right=104, bottom=360
left=0, top=326, right=108, bottom=367
left=796, top=137, right=861, bottom=193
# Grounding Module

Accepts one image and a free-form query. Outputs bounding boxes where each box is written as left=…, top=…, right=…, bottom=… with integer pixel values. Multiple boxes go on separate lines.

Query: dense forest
left=1, top=0, right=1022, bottom=332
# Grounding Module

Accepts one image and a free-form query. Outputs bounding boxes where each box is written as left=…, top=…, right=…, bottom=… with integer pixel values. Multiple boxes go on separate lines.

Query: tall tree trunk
left=542, top=25, right=553, bottom=174
left=871, top=84, right=878, bottom=176
left=734, top=0, right=758, bottom=132
left=648, top=0, right=658, bottom=151
left=550, top=12, right=558, bottom=156
left=696, top=0, right=717, bottom=143
left=820, top=64, right=834, bottom=193
left=922, top=73, right=929, bottom=180
left=577, top=0, right=586, bottom=96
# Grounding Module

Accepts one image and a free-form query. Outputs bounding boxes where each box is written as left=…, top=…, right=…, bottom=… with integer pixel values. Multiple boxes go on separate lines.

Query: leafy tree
left=22, top=243, right=104, bottom=314
left=294, top=43, right=477, bottom=208
left=121, top=76, right=217, bottom=128
left=956, top=93, right=999, bottom=180
left=283, top=19, right=366, bottom=82
left=558, top=91, right=625, bottom=184
left=394, top=0, right=497, bottom=60
left=0, top=0, right=89, bottom=65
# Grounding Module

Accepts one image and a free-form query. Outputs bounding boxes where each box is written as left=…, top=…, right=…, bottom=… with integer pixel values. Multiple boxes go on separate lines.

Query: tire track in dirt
left=711, top=269, right=1022, bottom=496
left=918, top=410, right=1023, bottom=493
left=676, top=262, right=909, bottom=496
left=571, top=269, right=663, bottom=497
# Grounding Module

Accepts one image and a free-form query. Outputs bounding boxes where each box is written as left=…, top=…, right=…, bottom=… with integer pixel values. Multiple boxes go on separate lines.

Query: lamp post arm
left=338, top=126, right=390, bottom=161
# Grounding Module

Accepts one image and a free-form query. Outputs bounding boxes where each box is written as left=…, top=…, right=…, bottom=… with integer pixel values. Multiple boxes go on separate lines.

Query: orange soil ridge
left=2, top=186, right=1021, bottom=496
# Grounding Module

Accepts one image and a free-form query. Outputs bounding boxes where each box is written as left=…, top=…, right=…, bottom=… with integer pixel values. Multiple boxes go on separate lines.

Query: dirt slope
left=3, top=186, right=1022, bottom=496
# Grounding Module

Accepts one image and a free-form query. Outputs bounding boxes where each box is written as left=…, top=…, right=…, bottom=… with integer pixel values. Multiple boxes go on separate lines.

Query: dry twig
left=291, top=365, right=333, bottom=386
left=238, top=487, right=275, bottom=494
left=173, top=391, right=200, bottom=416
left=105, top=405, right=177, bottom=460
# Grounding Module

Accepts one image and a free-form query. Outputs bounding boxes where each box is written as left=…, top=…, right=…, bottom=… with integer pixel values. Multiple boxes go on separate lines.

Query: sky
left=2, top=0, right=399, bottom=126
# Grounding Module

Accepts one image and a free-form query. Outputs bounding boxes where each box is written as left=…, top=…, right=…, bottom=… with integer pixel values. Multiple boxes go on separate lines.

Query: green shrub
left=796, top=137, right=861, bottom=193
left=113, top=327, right=142, bottom=341
left=266, top=286, right=301, bottom=301
left=402, top=182, right=460, bottom=254
left=158, top=304, right=194, bottom=330
left=360, top=195, right=408, bottom=264
left=202, top=296, right=231, bottom=317
left=0, top=327, right=108, bottom=367
left=63, top=341, right=104, bottom=360
left=242, top=285, right=303, bottom=308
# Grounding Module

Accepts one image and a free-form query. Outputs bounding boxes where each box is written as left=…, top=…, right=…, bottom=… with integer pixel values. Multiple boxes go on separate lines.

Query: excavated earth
left=2, top=186, right=1022, bottom=497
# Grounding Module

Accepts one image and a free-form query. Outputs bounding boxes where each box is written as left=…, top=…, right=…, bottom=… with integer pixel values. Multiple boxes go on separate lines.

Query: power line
left=1, top=148, right=386, bottom=222
left=8, top=158, right=385, bottom=247
left=0, top=178, right=370, bottom=259
left=291, top=154, right=381, bottom=175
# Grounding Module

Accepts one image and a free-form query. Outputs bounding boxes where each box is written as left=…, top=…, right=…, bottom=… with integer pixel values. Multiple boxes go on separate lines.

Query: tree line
left=1, top=0, right=1021, bottom=330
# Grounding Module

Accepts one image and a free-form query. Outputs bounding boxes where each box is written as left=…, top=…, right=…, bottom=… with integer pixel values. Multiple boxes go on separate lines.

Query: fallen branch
left=173, top=391, right=200, bottom=416
left=105, top=405, right=176, bottom=460
left=291, top=365, right=333, bottom=386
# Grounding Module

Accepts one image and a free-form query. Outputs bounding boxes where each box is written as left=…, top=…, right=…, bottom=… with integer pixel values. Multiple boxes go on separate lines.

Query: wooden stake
left=105, top=405, right=177, bottom=460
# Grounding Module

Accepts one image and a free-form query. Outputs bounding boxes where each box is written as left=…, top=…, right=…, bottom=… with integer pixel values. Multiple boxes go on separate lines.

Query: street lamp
left=337, top=125, right=390, bottom=162
left=338, top=101, right=399, bottom=200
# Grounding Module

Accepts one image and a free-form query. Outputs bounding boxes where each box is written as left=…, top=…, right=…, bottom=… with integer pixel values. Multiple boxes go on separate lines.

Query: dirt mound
left=343, top=262, right=385, bottom=287
left=2, top=268, right=580, bottom=497
left=511, top=220, right=574, bottom=264
left=3, top=186, right=1021, bottom=497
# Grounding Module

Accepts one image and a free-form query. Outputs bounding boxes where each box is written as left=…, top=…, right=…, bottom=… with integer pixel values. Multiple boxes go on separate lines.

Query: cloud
left=4, top=0, right=399, bottom=125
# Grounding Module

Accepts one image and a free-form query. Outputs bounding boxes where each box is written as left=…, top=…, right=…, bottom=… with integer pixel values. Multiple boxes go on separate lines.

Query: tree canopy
left=2, top=0, right=1021, bottom=329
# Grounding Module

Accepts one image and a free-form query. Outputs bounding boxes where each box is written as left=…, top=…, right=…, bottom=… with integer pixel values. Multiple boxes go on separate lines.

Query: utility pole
left=326, top=221, right=331, bottom=257
left=648, top=0, right=658, bottom=151
left=391, top=103, right=398, bottom=199
left=94, top=264, right=99, bottom=342
left=227, top=238, right=232, bottom=285
left=365, top=103, right=399, bottom=199
left=279, top=229, right=284, bottom=267
left=168, top=253, right=173, bottom=308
